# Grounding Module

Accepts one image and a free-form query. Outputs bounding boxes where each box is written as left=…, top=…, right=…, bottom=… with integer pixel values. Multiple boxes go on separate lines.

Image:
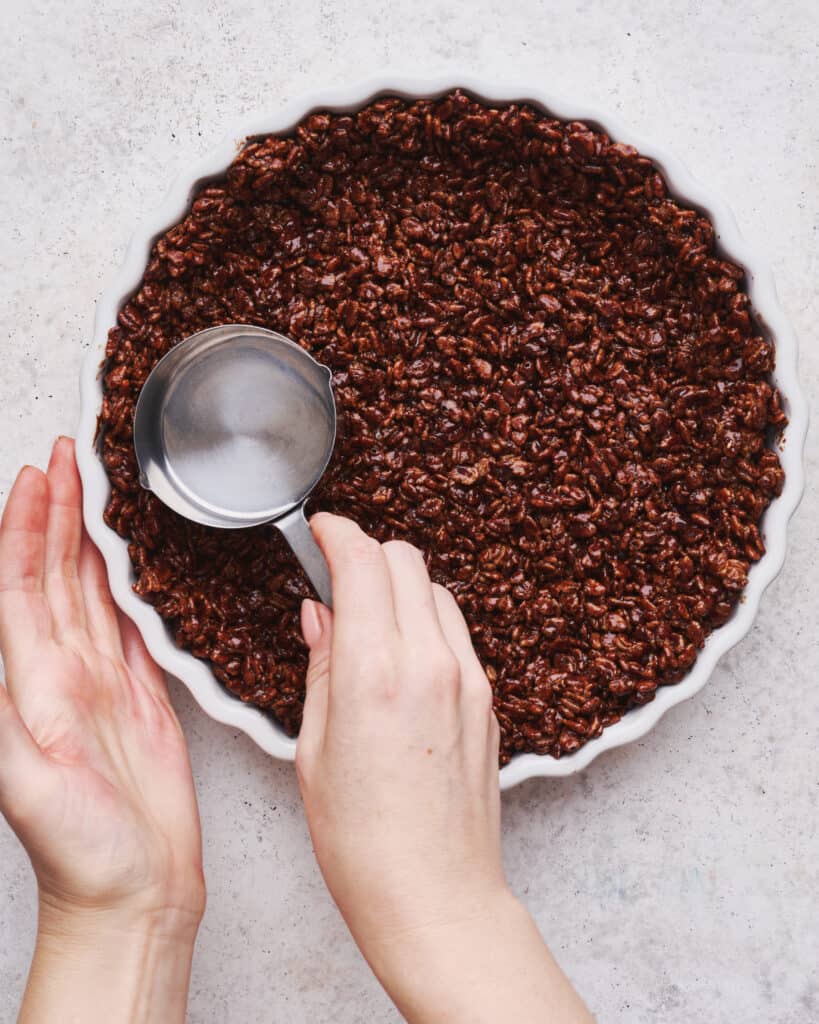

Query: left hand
left=0, top=437, right=205, bottom=928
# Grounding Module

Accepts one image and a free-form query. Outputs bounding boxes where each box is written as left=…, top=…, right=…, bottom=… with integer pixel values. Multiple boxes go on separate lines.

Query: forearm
left=367, top=889, right=593, bottom=1024
left=20, top=898, right=200, bottom=1024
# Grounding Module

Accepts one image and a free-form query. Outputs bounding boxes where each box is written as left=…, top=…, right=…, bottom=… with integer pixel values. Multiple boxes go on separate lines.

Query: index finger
left=309, top=513, right=397, bottom=654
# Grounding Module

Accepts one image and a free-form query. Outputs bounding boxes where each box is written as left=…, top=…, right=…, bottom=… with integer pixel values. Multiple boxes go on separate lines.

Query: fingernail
left=19, top=465, right=42, bottom=484
left=301, top=599, right=324, bottom=648
left=49, top=437, right=65, bottom=465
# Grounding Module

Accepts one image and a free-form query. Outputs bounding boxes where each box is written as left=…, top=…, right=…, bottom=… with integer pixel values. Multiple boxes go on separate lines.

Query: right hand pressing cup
left=297, top=514, right=593, bottom=1024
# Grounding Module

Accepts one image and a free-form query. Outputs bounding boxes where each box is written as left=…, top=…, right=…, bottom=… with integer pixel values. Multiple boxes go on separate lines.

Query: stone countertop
left=1, top=1, right=817, bottom=1020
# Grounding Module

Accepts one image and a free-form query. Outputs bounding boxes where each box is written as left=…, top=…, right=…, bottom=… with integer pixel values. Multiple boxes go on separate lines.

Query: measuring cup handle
left=276, top=506, right=333, bottom=608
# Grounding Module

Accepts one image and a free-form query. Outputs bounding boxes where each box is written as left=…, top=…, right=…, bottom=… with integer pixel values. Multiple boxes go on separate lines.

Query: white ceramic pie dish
left=76, top=73, right=808, bottom=790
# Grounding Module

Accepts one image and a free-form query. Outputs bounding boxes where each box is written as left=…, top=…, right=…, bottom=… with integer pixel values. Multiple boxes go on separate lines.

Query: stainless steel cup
left=133, top=324, right=335, bottom=606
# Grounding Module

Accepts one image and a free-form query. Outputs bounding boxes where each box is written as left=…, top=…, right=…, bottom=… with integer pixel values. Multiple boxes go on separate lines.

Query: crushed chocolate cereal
left=100, top=91, right=786, bottom=763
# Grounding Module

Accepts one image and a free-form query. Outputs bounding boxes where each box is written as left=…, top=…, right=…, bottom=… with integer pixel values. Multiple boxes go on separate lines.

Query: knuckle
left=432, top=585, right=456, bottom=614
left=305, top=651, right=331, bottom=689
left=383, top=539, right=423, bottom=563
left=369, top=650, right=398, bottom=688
left=431, top=582, right=456, bottom=606
left=432, top=583, right=467, bottom=623
left=342, top=534, right=382, bottom=567
left=424, top=647, right=461, bottom=688
left=467, top=674, right=495, bottom=713
left=341, top=642, right=396, bottom=690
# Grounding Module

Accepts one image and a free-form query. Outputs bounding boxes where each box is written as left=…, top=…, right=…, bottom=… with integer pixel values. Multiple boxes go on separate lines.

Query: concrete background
left=1, top=1, right=817, bottom=1020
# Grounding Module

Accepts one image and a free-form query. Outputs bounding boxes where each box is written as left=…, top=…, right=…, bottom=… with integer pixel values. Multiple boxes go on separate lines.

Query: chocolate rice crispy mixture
left=100, top=91, right=786, bottom=762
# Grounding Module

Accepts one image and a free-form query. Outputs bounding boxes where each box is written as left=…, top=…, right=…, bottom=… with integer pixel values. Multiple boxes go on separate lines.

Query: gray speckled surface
left=1, top=1, right=818, bottom=1021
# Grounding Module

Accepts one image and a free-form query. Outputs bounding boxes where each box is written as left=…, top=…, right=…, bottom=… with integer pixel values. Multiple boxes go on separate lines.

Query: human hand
left=297, top=514, right=504, bottom=942
left=0, top=438, right=204, bottom=1022
left=297, top=514, right=591, bottom=1023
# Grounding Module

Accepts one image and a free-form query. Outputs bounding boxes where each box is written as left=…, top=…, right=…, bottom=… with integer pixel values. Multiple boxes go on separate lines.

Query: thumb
left=0, top=683, right=47, bottom=829
left=297, top=600, right=333, bottom=769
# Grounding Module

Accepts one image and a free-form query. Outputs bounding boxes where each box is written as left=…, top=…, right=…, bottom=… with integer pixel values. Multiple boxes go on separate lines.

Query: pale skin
left=0, top=437, right=591, bottom=1023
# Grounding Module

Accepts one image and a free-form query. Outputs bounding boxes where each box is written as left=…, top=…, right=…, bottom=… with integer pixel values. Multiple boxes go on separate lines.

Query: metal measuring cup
left=133, top=324, right=335, bottom=606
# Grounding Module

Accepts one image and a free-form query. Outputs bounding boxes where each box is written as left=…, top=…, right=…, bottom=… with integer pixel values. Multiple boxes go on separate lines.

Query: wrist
left=21, top=895, right=201, bottom=1024
left=364, top=888, right=591, bottom=1024
left=37, top=887, right=203, bottom=948
left=361, top=883, right=521, bottom=1010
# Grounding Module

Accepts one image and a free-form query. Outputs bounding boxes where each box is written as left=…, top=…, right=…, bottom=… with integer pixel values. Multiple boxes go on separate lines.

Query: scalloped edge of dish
left=75, top=72, right=808, bottom=790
